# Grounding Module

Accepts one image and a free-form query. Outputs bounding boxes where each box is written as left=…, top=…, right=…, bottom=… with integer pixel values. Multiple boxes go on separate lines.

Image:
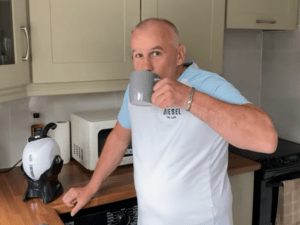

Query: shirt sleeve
left=117, top=86, right=131, bottom=129
left=192, top=71, right=250, bottom=105
left=210, top=76, right=250, bottom=105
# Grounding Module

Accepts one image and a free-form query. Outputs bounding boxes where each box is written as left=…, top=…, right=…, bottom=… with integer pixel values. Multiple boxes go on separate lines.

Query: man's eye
left=135, top=53, right=143, bottom=58
left=152, top=51, right=160, bottom=56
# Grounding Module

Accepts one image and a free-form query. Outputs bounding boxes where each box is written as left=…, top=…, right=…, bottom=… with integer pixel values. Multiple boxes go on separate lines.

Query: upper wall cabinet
left=27, top=0, right=139, bottom=95
left=226, top=0, right=299, bottom=30
left=142, top=0, right=225, bottom=74
left=0, top=0, right=30, bottom=102
left=28, top=0, right=225, bottom=96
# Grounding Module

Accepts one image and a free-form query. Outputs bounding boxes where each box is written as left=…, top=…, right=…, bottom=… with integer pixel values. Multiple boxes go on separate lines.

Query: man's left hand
left=151, top=78, right=191, bottom=109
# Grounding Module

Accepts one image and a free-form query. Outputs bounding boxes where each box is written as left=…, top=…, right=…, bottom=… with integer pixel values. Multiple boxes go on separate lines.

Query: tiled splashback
left=261, top=24, right=300, bottom=144
left=0, top=29, right=264, bottom=169
left=0, top=91, right=125, bottom=169
left=222, top=29, right=263, bottom=106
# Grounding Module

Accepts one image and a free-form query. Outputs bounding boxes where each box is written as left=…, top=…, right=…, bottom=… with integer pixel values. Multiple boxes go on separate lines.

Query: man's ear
left=177, top=44, right=186, bottom=65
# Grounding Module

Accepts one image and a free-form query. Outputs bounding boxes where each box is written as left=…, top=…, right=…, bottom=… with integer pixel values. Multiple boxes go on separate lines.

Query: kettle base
left=21, top=155, right=64, bottom=204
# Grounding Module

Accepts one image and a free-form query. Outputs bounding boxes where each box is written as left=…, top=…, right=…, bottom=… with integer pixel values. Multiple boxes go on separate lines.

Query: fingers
left=152, top=92, right=169, bottom=109
left=152, top=79, right=171, bottom=107
left=152, top=78, right=189, bottom=109
left=62, top=188, right=82, bottom=217
left=62, top=186, right=94, bottom=217
left=62, top=188, right=78, bottom=207
left=71, top=201, right=85, bottom=217
left=153, top=77, right=165, bottom=92
left=71, top=199, right=77, bottom=205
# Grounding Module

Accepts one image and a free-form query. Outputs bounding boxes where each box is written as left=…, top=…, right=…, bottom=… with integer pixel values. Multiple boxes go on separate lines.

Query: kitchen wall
left=261, top=4, right=300, bottom=144
left=222, top=29, right=263, bottom=106
left=0, top=91, right=125, bottom=169
left=0, top=29, right=264, bottom=169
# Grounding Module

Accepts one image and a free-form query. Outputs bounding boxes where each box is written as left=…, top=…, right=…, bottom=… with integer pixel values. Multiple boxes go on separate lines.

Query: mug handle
left=154, top=77, right=161, bottom=83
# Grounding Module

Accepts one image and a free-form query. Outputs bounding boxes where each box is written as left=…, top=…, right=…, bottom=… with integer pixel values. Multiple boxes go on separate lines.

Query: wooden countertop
left=228, top=152, right=261, bottom=176
left=0, top=152, right=260, bottom=225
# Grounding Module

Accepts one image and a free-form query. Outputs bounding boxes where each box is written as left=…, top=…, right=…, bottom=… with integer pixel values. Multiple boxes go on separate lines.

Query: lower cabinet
left=229, top=172, right=254, bottom=225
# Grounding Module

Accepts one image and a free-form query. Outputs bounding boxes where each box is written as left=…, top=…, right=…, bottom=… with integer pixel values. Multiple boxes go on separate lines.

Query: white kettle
left=22, top=123, right=61, bottom=180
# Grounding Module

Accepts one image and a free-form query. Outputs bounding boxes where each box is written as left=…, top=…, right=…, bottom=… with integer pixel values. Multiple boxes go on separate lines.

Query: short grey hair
left=132, top=18, right=180, bottom=44
left=134, top=18, right=179, bottom=35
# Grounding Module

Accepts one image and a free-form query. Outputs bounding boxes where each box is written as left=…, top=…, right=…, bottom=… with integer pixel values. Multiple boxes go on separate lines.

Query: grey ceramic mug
left=129, top=71, right=160, bottom=106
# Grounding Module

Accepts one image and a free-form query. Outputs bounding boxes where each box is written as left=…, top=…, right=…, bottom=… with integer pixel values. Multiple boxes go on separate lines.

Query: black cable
left=0, top=159, right=22, bottom=173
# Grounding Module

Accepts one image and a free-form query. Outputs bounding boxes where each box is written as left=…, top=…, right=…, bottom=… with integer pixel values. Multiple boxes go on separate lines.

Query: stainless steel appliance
left=71, top=108, right=133, bottom=171
left=229, top=138, right=300, bottom=225
left=59, top=197, right=138, bottom=225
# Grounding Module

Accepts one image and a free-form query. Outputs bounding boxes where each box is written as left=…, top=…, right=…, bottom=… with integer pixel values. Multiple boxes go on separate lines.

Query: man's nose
left=141, top=57, right=153, bottom=71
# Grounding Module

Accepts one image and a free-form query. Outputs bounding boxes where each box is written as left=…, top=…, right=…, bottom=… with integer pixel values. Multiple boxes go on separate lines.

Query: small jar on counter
left=31, top=113, right=43, bottom=137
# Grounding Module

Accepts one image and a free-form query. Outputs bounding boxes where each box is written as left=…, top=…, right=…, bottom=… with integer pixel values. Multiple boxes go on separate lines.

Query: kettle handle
left=42, top=123, right=57, bottom=137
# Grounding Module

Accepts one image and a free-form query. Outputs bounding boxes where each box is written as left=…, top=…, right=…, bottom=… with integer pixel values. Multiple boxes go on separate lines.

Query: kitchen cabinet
left=229, top=172, right=254, bottom=225
left=27, top=0, right=225, bottom=96
left=226, top=0, right=299, bottom=30
left=142, top=0, right=225, bottom=75
left=0, top=0, right=30, bottom=102
left=27, top=0, right=140, bottom=96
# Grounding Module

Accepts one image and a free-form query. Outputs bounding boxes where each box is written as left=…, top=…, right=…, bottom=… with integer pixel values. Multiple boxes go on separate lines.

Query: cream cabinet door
left=142, top=0, right=225, bottom=74
left=229, top=172, right=254, bottom=225
left=227, top=0, right=299, bottom=30
left=0, top=0, right=30, bottom=102
left=29, top=0, right=139, bottom=84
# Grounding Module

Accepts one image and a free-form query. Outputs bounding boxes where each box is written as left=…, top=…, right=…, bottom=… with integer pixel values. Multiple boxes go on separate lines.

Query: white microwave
left=70, top=108, right=133, bottom=171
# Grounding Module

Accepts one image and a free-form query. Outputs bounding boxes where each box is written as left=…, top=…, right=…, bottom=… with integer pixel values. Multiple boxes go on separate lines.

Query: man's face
left=131, top=23, right=181, bottom=80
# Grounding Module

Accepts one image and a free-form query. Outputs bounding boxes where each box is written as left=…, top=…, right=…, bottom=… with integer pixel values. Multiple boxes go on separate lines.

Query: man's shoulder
left=180, top=61, right=225, bottom=86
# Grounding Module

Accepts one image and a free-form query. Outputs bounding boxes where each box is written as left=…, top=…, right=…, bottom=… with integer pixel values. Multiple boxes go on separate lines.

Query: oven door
left=253, top=168, right=300, bottom=225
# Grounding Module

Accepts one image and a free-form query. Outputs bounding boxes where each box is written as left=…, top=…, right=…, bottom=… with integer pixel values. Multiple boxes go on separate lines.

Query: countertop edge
left=228, top=152, right=261, bottom=176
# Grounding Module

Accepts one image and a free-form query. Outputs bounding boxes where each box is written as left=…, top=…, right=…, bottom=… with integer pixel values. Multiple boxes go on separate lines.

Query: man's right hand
left=62, top=185, right=95, bottom=217
left=62, top=122, right=131, bottom=217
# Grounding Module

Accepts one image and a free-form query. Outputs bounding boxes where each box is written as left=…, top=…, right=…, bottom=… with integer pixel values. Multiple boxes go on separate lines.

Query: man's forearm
left=87, top=122, right=131, bottom=193
left=189, top=90, right=278, bottom=153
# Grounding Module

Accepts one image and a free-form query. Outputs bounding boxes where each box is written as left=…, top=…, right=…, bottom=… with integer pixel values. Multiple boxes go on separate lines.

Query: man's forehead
left=132, top=45, right=164, bottom=52
left=131, top=25, right=177, bottom=49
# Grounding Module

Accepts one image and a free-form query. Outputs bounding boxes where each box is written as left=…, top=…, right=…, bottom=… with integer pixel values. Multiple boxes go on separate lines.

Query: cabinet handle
left=20, top=26, right=30, bottom=61
left=256, top=20, right=276, bottom=24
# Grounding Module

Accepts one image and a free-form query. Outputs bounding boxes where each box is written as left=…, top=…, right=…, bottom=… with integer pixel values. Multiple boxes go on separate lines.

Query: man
left=63, top=18, right=278, bottom=224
